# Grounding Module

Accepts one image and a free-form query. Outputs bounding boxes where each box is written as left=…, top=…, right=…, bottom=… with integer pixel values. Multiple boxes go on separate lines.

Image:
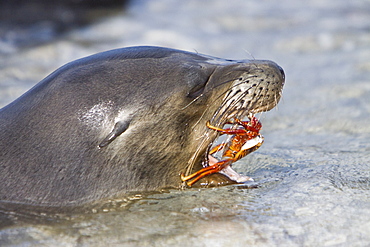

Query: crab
left=181, top=116, right=264, bottom=186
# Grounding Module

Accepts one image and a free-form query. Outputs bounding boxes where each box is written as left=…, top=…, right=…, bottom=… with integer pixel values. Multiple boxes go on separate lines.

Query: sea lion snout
left=208, top=60, right=285, bottom=126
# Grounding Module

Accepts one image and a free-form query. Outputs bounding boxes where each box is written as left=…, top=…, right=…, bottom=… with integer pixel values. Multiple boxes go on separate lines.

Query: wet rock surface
left=1, top=0, right=370, bottom=246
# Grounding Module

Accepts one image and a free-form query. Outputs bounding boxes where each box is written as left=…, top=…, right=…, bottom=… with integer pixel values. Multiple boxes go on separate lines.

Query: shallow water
left=1, top=0, right=370, bottom=246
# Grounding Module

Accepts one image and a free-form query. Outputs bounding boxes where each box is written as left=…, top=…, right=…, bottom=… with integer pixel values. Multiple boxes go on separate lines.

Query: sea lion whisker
left=242, top=49, right=256, bottom=60
left=212, top=103, right=243, bottom=127
left=226, top=75, right=259, bottom=89
left=186, top=73, right=260, bottom=132
left=273, top=92, right=282, bottom=111
left=191, top=104, right=211, bottom=130
left=248, top=90, right=266, bottom=112
left=187, top=77, right=242, bottom=128
left=212, top=93, right=248, bottom=124
left=181, top=76, right=242, bottom=111
left=180, top=93, right=204, bottom=110
left=211, top=73, right=260, bottom=104
left=210, top=80, right=258, bottom=124
left=189, top=81, right=251, bottom=131
left=212, top=73, right=258, bottom=91
left=208, top=77, right=249, bottom=103
left=221, top=82, right=258, bottom=116
left=185, top=132, right=213, bottom=176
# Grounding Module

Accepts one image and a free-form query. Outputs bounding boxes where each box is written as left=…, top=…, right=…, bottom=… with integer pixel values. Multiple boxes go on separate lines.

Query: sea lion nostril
left=278, top=66, right=285, bottom=80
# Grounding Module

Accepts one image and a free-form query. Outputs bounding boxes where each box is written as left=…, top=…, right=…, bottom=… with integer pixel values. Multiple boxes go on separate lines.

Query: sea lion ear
left=186, top=64, right=217, bottom=98
left=186, top=70, right=211, bottom=98
left=98, top=120, right=130, bottom=148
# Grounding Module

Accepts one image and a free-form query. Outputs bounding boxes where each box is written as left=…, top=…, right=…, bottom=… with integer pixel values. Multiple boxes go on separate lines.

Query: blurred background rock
left=0, top=0, right=128, bottom=49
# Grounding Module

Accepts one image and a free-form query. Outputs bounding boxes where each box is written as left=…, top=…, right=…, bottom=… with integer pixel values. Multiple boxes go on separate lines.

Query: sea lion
left=0, top=46, right=285, bottom=207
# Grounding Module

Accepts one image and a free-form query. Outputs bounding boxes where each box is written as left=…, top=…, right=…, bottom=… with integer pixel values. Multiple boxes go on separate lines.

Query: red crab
left=181, top=116, right=264, bottom=186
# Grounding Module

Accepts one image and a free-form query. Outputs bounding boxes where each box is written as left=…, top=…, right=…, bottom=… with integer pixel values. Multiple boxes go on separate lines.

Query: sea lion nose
left=278, top=65, right=285, bottom=82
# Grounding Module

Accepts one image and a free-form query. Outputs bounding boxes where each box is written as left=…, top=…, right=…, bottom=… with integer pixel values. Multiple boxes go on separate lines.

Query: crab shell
left=215, top=134, right=264, bottom=183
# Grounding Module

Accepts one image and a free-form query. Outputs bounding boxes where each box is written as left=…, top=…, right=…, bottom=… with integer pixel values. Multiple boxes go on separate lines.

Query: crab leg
left=181, top=159, right=233, bottom=186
